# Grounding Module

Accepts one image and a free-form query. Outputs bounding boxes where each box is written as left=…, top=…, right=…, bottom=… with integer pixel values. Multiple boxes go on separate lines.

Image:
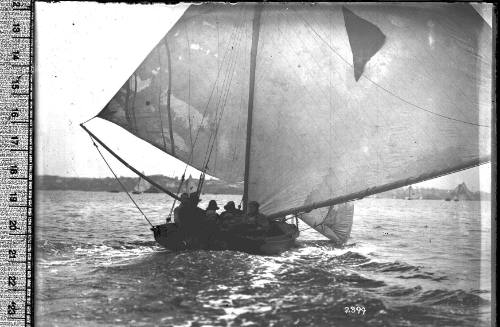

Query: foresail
left=247, top=3, right=491, bottom=216
left=97, top=4, right=254, bottom=182
left=301, top=203, right=354, bottom=245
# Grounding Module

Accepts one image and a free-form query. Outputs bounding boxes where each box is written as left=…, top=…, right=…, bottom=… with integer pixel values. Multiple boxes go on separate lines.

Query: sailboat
left=131, top=175, right=152, bottom=194
left=405, top=186, right=415, bottom=200
left=81, top=3, right=491, bottom=254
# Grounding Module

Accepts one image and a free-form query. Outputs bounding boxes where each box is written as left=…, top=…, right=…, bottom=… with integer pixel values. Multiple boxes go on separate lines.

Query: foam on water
left=36, top=191, right=491, bottom=327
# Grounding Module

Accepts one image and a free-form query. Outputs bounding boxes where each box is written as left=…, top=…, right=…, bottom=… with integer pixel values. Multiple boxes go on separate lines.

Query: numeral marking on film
left=10, top=108, right=19, bottom=118
left=7, top=301, right=18, bottom=315
left=11, top=136, right=19, bottom=146
left=8, top=276, right=17, bottom=287
left=9, top=220, right=18, bottom=231
left=12, top=22, right=21, bottom=33
left=11, top=76, right=21, bottom=90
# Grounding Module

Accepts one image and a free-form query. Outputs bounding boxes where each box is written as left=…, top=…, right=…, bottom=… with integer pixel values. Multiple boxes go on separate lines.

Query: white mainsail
left=95, top=3, right=492, bottom=241
left=247, top=3, right=491, bottom=216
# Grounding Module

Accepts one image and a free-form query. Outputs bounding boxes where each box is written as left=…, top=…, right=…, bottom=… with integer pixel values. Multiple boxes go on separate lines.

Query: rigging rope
left=170, top=9, right=247, bottom=197
left=167, top=172, right=185, bottom=222
left=202, top=16, right=246, bottom=170
left=167, top=11, right=246, bottom=199
left=185, top=8, right=247, bottom=168
left=87, top=134, right=154, bottom=228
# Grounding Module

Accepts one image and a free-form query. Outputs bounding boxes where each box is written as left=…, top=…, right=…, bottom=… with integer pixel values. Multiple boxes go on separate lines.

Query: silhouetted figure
left=205, top=200, right=220, bottom=223
left=220, top=201, right=244, bottom=224
left=245, top=201, right=271, bottom=231
left=175, top=192, right=223, bottom=249
left=173, top=193, right=190, bottom=225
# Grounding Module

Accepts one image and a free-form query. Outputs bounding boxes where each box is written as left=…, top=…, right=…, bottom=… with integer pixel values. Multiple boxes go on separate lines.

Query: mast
left=242, top=3, right=263, bottom=212
left=81, top=123, right=181, bottom=201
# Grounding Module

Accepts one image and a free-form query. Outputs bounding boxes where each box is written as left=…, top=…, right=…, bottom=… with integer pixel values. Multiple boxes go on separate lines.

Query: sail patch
left=342, top=6, right=386, bottom=81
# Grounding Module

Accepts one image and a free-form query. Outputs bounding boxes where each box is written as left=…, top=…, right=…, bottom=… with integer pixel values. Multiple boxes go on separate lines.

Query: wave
left=359, top=260, right=419, bottom=273
left=37, top=239, right=158, bottom=254
left=342, top=255, right=449, bottom=282
left=384, top=285, right=423, bottom=297
left=415, top=289, right=489, bottom=306
left=335, top=251, right=371, bottom=265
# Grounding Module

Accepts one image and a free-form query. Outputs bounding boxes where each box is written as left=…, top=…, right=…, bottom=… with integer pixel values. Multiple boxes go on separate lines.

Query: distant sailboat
left=451, top=182, right=475, bottom=201
left=405, top=186, right=418, bottom=200
left=132, top=175, right=151, bottom=194
left=81, top=3, right=491, bottom=253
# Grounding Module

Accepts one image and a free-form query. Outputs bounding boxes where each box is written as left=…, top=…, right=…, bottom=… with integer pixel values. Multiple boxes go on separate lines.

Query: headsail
left=97, top=4, right=255, bottom=182
left=301, top=203, right=355, bottom=245
left=95, top=3, right=491, bottom=241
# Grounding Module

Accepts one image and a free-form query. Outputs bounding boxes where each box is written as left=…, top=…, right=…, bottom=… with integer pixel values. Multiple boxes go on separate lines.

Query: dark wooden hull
left=152, top=222, right=299, bottom=255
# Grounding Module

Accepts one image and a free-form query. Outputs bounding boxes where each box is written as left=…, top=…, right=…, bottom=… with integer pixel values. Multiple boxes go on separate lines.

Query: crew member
left=205, top=200, right=220, bottom=223
left=173, top=193, right=190, bottom=225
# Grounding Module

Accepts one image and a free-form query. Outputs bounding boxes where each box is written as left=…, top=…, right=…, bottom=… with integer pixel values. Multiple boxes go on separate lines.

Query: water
left=36, top=191, right=492, bottom=326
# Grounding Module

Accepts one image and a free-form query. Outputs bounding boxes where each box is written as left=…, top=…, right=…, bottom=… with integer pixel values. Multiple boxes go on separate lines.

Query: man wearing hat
left=173, top=193, right=190, bottom=225
left=221, top=201, right=243, bottom=219
left=205, top=200, right=220, bottom=223
left=219, top=201, right=244, bottom=228
left=176, top=193, right=219, bottom=248
left=188, top=192, right=201, bottom=205
left=246, top=201, right=271, bottom=231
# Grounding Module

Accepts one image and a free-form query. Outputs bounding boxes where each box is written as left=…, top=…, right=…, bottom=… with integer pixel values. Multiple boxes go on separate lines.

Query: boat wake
left=36, top=229, right=490, bottom=327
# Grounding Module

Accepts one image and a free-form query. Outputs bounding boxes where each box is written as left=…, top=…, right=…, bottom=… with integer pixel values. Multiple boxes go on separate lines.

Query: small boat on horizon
left=131, top=175, right=151, bottom=195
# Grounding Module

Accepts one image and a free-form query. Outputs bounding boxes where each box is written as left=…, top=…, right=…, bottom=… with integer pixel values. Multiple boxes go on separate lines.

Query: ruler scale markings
left=0, top=0, right=34, bottom=326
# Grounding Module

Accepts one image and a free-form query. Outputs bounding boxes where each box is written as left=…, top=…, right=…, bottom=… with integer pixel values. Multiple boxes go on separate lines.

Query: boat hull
left=152, top=222, right=299, bottom=255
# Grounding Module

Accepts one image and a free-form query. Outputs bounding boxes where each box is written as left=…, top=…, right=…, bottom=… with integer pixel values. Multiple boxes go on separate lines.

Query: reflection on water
left=36, top=191, right=491, bottom=326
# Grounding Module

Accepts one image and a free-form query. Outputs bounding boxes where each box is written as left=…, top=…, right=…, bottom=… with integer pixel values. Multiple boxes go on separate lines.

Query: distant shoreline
left=35, top=175, right=243, bottom=195
left=36, top=175, right=489, bottom=200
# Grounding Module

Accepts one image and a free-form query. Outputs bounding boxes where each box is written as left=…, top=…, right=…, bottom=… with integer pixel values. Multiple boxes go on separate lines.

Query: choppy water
left=36, top=191, right=491, bottom=326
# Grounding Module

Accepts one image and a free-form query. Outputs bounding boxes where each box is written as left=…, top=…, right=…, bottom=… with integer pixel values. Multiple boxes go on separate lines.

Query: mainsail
left=94, top=3, right=491, bottom=240
left=246, top=3, right=491, bottom=217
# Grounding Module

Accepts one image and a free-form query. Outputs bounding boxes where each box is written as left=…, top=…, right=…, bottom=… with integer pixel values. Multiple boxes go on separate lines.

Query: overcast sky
left=35, top=2, right=492, bottom=192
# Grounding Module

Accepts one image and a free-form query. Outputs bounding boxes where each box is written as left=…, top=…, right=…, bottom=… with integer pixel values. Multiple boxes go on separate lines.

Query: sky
left=35, top=2, right=493, bottom=192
